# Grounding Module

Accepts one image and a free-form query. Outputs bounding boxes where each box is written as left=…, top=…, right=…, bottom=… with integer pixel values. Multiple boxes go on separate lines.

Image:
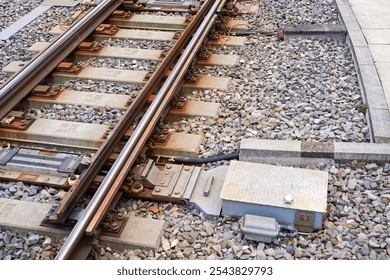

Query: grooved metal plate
left=220, top=161, right=328, bottom=213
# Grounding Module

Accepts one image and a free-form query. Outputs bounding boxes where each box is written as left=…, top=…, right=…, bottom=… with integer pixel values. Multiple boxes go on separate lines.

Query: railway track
left=0, top=0, right=244, bottom=259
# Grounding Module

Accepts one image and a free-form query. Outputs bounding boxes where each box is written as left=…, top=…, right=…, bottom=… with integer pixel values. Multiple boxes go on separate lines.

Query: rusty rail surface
left=55, top=0, right=224, bottom=260
left=0, top=0, right=124, bottom=120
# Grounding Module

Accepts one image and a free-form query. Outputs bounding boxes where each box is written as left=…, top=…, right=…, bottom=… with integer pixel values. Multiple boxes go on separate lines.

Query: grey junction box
left=220, top=161, right=328, bottom=232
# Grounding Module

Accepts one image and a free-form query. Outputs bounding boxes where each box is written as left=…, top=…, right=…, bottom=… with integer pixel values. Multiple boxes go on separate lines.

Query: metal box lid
left=220, top=161, right=328, bottom=213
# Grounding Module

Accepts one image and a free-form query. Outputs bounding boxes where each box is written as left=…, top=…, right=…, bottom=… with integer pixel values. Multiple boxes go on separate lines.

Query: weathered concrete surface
left=0, top=198, right=166, bottom=250
left=284, top=24, right=346, bottom=40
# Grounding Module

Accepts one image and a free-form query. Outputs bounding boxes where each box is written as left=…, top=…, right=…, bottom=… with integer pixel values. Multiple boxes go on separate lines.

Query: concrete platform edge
left=335, top=0, right=390, bottom=143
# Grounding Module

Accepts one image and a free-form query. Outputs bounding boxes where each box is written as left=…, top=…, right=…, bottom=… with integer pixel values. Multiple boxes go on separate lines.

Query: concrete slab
left=334, top=142, right=390, bottom=161
left=207, top=36, right=246, bottom=47
left=359, top=64, right=382, bottom=86
left=225, top=20, right=249, bottom=31
left=347, top=30, right=368, bottom=47
left=2, top=61, right=30, bottom=74
left=383, top=82, right=390, bottom=102
left=0, top=198, right=165, bottom=250
left=27, top=90, right=129, bottom=109
left=363, top=29, right=390, bottom=45
left=183, top=76, right=230, bottom=92
left=107, top=14, right=188, bottom=30
left=50, top=25, right=176, bottom=41
left=196, top=54, right=239, bottom=67
left=369, top=108, right=390, bottom=143
left=152, top=132, right=202, bottom=157
left=52, top=67, right=148, bottom=84
left=166, top=101, right=220, bottom=121
left=94, top=29, right=176, bottom=42
left=284, top=24, right=347, bottom=41
left=0, top=118, right=107, bottom=149
left=370, top=45, right=390, bottom=63
left=28, top=42, right=238, bottom=67
left=365, top=85, right=388, bottom=110
left=43, top=0, right=80, bottom=6
left=0, top=198, right=66, bottom=237
left=240, top=138, right=301, bottom=158
left=353, top=46, right=375, bottom=65
left=375, top=63, right=390, bottom=82
left=100, top=215, right=166, bottom=250
left=350, top=3, right=390, bottom=15
left=355, top=14, right=390, bottom=29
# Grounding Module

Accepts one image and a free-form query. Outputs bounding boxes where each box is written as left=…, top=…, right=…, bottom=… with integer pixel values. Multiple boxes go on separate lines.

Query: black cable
left=171, top=152, right=239, bottom=164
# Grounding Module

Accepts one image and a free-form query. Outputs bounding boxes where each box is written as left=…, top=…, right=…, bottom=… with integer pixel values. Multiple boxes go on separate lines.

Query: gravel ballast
left=0, top=0, right=388, bottom=261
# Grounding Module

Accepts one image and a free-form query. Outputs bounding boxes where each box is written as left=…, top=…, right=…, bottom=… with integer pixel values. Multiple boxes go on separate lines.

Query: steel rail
left=0, top=0, right=124, bottom=120
left=48, top=0, right=216, bottom=225
left=85, top=11, right=223, bottom=237
left=55, top=0, right=222, bottom=260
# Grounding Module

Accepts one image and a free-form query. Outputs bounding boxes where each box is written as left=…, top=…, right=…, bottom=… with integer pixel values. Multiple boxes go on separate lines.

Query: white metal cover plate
left=220, top=161, right=328, bottom=213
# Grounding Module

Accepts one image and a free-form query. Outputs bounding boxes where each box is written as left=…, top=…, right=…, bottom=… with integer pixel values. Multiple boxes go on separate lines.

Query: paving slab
left=369, top=108, right=390, bottom=143
left=369, top=45, right=390, bottom=63
left=362, top=29, right=390, bottom=45
left=349, top=3, right=390, bottom=15
left=0, top=198, right=165, bottom=250
left=375, top=63, right=390, bottom=82
left=355, top=14, right=390, bottom=29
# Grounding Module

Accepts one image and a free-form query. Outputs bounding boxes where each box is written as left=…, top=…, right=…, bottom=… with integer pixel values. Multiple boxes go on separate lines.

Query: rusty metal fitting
left=110, top=223, right=119, bottom=232
left=159, top=50, right=168, bottom=58
left=209, top=29, right=219, bottom=41
left=116, top=212, right=125, bottom=221
left=1, top=141, right=8, bottom=148
left=173, top=32, right=181, bottom=40
left=185, top=74, right=198, bottom=84
left=198, top=50, right=210, bottom=61
left=143, top=71, right=153, bottom=81
left=109, top=123, right=115, bottom=129
left=131, top=92, right=138, bottom=98
left=111, top=10, right=132, bottom=19
left=185, top=15, right=193, bottom=23
left=126, top=98, right=133, bottom=105
left=20, top=120, right=27, bottom=126
left=95, top=24, right=119, bottom=35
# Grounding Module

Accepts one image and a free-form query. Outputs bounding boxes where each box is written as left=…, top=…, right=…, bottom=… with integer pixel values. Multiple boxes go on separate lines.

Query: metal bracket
left=0, top=111, right=35, bottom=130
left=56, top=62, right=83, bottom=75
left=95, top=23, right=119, bottom=35
left=77, top=41, right=102, bottom=53
left=30, top=85, right=62, bottom=99
left=111, top=9, right=133, bottom=19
